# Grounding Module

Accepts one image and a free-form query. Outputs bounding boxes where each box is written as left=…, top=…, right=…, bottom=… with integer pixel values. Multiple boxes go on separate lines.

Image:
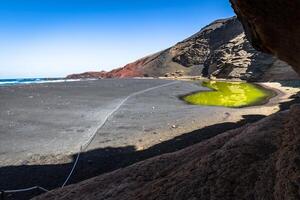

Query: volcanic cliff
left=67, top=17, right=298, bottom=81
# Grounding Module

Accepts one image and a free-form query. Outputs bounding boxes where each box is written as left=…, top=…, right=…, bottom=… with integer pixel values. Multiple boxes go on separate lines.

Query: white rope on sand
left=3, top=186, right=49, bottom=193
left=61, top=81, right=179, bottom=187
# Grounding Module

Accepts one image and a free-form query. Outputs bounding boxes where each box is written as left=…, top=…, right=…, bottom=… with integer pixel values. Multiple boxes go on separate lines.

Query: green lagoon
left=183, top=81, right=275, bottom=108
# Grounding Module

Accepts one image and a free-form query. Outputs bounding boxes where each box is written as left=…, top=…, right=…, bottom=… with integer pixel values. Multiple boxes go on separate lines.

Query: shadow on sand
left=1, top=92, right=300, bottom=200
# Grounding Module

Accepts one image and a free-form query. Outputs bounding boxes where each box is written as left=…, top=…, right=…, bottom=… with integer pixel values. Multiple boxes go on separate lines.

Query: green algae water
left=183, top=81, right=275, bottom=108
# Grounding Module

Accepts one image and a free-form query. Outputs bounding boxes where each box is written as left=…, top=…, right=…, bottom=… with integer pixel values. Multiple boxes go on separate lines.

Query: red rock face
left=66, top=59, right=146, bottom=79
left=105, top=62, right=145, bottom=78
left=230, top=0, right=300, bottom=75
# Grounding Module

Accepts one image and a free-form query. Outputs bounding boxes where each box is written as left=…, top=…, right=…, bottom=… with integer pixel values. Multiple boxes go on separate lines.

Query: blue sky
left=0, top=0, right=234, bottom=78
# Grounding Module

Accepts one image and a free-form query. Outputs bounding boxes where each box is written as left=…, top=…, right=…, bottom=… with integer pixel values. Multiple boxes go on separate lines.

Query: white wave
left=0, top=78, right=88, bottom=86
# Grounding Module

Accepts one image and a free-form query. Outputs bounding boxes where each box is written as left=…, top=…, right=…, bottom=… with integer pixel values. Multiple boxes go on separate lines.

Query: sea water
left=0, top=78, right=84, bottom=86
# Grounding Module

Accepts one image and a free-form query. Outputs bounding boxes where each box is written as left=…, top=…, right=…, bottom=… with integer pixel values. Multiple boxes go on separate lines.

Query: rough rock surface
left=66, top=71, right=106, bottom=79
left=67, top=17, right=298, bottom=81
left=34, top=105, right=300, bottom=200
left=230, top=0, right=300, bottom=74
left=203, top=33, right=297, bottom=81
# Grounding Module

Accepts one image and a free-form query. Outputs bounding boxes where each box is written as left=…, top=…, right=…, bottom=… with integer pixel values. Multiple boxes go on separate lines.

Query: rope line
left=61, top=81, right=178, bottom=187
left=3, top=186, right=49, bottom=193
left=1, top=81, right=179, bottom=195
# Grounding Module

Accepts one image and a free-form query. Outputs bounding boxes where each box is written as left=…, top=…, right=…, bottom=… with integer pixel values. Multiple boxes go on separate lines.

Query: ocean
left=0, top=78, right=84, bottom=86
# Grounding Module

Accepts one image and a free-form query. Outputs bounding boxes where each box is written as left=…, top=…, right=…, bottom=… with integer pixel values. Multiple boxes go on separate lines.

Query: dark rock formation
left=230, top=0, right=300, bottom=74
left=34, top=105, right=300, bottom=200
left=66, top=71, right=106, bottom=79
left=67, top=17, right=298, bottom=81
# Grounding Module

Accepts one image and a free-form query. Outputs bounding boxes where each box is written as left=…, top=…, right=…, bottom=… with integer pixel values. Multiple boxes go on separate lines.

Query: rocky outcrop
left=230, top=0, right=300, bottom=74
left=66, top=71, right=106, bottom=79
left=203, top=33, right=298, bottom=81
left=34, top=105, right=300, bottom=200
left=67, top=17, right=298, bottom=81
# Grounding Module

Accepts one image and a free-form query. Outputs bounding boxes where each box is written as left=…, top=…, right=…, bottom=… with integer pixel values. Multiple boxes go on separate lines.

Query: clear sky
left=0, top=0, right=234, bottom=78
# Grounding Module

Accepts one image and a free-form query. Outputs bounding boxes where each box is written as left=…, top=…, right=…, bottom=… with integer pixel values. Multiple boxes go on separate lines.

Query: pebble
left=171, top=125, right=178, bottom=128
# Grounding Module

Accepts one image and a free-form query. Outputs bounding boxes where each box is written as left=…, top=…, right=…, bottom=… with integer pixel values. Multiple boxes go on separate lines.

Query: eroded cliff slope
left=67, top=17, right=298, bottom=81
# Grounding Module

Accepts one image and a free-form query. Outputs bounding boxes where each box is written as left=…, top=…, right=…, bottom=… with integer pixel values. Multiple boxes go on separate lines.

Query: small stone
left=21, top=160, right=29, bottom=165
